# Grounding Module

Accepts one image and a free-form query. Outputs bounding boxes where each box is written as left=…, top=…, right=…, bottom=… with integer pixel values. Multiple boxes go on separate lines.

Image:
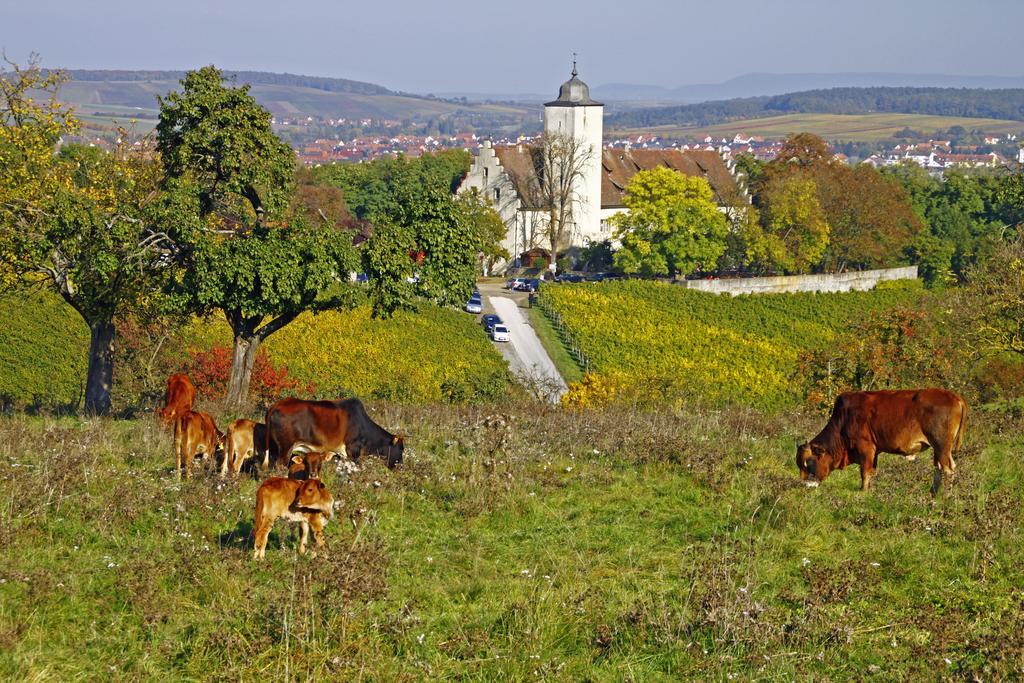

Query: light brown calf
left=174, top=410, right=222, bottom=479
left=222, top=419, right=267, bottom=476
left=158, top=373, right=196, bottom=429
left=253, top=477, right=334, bottom=559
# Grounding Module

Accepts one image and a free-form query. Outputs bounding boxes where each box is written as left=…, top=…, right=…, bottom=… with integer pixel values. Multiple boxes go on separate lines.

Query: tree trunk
left=84, top=319, right=116, bottom=416
left=226, top=333, right=261, bottom=408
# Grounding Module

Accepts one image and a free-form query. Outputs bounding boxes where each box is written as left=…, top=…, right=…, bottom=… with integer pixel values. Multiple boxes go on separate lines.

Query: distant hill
left=607, top=87, right=1024, bottom=130
left=52, top=69, right=534, bottom=128
left=62, top=69, right=394, bottom=96
left=592, top=72, right=1024, bottom=103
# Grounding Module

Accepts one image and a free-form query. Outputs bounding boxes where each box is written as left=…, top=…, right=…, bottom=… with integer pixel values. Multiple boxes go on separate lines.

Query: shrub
left=182, top=345, right=315, bottom=409
left=794, top=303, right=966, bottom=412
left=0, top=291, right=87, bottom=410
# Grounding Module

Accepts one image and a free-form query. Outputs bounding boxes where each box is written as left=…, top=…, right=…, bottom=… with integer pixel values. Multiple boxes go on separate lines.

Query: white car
left=465, top=298, right=483, bottom=314
left=490, top=324, right=510, bottom=342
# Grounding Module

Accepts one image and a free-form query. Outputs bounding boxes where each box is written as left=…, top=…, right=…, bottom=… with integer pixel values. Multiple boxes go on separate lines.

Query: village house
left=457, top=66, right=746, bottom=271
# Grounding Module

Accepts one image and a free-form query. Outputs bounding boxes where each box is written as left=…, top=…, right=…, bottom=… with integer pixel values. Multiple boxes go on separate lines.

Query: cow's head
left=294, top=478, right=334, bottom=518
left=290, top=451, right=335, bottom=480
left=796, top=442, right=834, bottom=486
left=386, top=434, right=405, bottom=469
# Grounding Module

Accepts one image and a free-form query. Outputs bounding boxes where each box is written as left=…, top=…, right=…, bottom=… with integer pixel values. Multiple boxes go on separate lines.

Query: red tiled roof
left=490, top=145, right=742, bottom=209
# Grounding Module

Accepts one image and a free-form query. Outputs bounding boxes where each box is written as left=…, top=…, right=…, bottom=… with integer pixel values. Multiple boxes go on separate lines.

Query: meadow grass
left=525, top=306, right=585, bottom=385
left=1, top=403, right=1022, bottom=680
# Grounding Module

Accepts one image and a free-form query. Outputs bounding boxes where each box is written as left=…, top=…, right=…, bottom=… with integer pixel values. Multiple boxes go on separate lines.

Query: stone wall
left=675, top=266, right=918, bottom=296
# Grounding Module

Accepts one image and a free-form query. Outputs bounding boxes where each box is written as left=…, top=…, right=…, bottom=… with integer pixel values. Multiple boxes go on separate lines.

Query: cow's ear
left=392, top=435, right=400, bottom=445
left=291, top=455, right=304, bottom=466
left=324, top=451, right=336, bottom=461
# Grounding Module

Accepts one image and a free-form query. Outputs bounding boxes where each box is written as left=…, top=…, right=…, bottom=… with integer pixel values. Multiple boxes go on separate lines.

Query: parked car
left=505, top=278, right=525, bottom=290
left=490, top=324, right=510, bottom=342
left=514, top=278, right=541, bottom=292
left=465, top=297, right=482, bottom=314
left=481, top=314, right=502, bottom=333
left=556, top=273, right=585, bottom=284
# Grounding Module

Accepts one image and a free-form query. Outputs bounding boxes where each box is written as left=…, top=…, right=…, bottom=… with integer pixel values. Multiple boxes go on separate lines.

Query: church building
left=458, top=65, right=747, bottom=270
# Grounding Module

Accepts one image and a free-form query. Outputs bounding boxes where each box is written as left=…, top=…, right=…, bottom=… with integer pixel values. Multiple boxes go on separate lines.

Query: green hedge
left=0, top=291, right=88, bottom=409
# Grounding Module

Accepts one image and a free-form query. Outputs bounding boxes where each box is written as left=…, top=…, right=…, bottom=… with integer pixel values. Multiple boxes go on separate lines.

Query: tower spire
left=571, top=52, right=578, bottom=77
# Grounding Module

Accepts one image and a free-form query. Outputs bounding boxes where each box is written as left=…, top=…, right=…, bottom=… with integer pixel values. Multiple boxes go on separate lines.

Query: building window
left=484, top=167, right=489, bottom=183
left=494, top=188, right=500, bottom=202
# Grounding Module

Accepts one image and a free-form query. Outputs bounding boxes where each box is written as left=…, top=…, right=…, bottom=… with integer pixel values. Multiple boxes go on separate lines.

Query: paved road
left=486, top=293, right=567, bottom=403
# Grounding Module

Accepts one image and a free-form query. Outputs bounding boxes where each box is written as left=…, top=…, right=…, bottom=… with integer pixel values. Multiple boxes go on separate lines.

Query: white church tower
left=543, top=61, right=604, bottom=245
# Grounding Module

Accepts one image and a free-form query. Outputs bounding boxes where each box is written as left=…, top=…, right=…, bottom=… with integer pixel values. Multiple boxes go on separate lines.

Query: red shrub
left=183, top=345, right=315, bottom=407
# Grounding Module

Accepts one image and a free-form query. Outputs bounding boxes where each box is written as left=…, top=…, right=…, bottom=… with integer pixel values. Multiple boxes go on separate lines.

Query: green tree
left=0, top=59, right=171, bottom=415
left=758, top=134, right=921, bottom=271
left=157, top=66, right=359, bottom=406
left=749, top=176, right=830, bottom=273
left=962, top=237, right=1024, bottom=359
left=611, top=167, right=728, bottom=277
left=317, top=152, right=499, bottom=316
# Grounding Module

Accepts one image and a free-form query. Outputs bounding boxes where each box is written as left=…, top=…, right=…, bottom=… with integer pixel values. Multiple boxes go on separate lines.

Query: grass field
left=614, top=112, right=1024, bottom=143
left=1, top=404, right=1022, bottom=679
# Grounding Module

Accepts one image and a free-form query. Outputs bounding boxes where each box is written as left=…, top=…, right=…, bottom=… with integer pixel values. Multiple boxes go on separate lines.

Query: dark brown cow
left=174, top=410, right=222, bottom=479
left=265, top=397, right=404, bottom=470
left=158, top=374, right=196, bottom=428
left=797, top=388, right=967, bottom=495
left=253, top=477, right=334, bottom=559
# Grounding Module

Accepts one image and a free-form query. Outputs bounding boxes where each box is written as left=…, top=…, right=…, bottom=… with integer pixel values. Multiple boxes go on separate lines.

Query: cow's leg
left=221, top=438, right=230, bottom=477
left=309, top=514, right=327, bottom=556
left=931, top=440, right=955, bottom=496
left=183, top=441, right=193, bottom=480
left=254, top=520, right=272, bottom=560
left=856, top=443, right=877, bottom=491
left=297, top=521, right=310, bottom=555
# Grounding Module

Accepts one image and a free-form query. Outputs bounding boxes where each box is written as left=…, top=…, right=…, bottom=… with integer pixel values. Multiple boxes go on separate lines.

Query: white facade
left=543, top=96, right=604, bottom=245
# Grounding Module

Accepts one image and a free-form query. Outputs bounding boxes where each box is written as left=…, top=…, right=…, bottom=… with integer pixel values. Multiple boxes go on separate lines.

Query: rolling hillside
left=614, top=112, right=1024, bottom=143
left=53, top=69, right=534, bottom=131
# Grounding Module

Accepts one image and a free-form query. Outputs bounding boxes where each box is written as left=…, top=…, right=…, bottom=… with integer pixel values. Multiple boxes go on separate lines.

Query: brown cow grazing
left=253, top=477, right=334, bottom=559
left=287, top=451, right=336, bottom=480
left=265, top=397, right=404, bottom=470
left=797, top=388, right=967, bottom=495
left=221, top=419, right=267, bottom=476
left=157, top=374, right=196, bottom=428
left=174, top=410, right=222, bottom=479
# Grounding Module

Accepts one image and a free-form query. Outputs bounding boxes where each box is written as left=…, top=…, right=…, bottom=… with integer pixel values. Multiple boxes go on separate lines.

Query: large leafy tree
left=0, top=58, right=171, bottom=415
left=611, top=167, right=728, bottom=277
left=747, top=176, right=830, bottom=274
left=757, top=133, right=922, bottom=271
left=157, top=66, right=359, bottom=406
left=319, top=152, right=503, bottom=316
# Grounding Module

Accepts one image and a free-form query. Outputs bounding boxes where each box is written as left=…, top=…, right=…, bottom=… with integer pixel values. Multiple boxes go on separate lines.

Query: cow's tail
left=953, top=399, right=968, bottom=454
left=264, top=407, right=276, bottom=469
left=173, top=413, right=184, bottom=464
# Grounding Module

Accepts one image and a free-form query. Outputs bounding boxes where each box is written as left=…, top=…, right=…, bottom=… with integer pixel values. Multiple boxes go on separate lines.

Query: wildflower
left=802, top=557, right=811, bottom=566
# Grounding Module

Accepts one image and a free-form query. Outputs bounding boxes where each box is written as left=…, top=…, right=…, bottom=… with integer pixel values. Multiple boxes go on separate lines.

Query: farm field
left=613, top=112, right=1024, bottom=143
left=540, top=280, right=924, bottom=410
left=0, top=291, right=511, bottom=410
left=1, top=404, right=1021, bottom=679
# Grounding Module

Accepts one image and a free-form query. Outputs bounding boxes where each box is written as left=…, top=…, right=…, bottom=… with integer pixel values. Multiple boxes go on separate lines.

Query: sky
left=2, top=0, right=1022, bottom=94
